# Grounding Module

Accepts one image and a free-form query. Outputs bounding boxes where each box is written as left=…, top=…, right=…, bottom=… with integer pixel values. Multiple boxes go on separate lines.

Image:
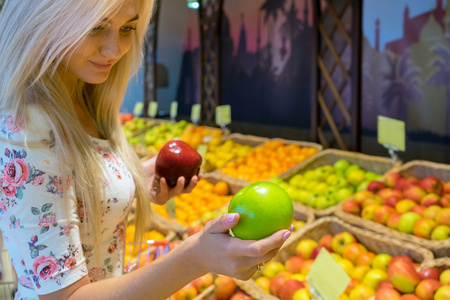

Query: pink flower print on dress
left=3, top=158, right=29, bottom=187
left=6, top=115, right=25, bottom=133
left=115, top=220, right=126, bottom=243
left=1, top=183, right=16, bottom=197
left=19, top=275, right=33, bottom=288
left=63, top=257, right=76, bottom=270
left=32, top=175, right=44, bottom=186
left=0, top=200, right=6, bottom=213
left=96, top=146, right=119, bottom=165
left=88, top=267, right=106, bottom=282
left=107, top=243, right=116, bottom=254
left=113, top=168, right=122, bottom=179
left=38, top=213, right=56, bottom=227
left=32, top=255, right=59, bottom=280
left=54, top=175, right=71, bottom=191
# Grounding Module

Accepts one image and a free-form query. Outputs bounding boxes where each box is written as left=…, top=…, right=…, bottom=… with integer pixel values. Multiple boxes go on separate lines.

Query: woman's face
left=63, top=0, right=139, bottom=88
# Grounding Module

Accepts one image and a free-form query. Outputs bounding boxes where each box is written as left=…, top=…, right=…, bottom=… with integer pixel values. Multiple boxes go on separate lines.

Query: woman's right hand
left=188, top=213, right=293, bottom=280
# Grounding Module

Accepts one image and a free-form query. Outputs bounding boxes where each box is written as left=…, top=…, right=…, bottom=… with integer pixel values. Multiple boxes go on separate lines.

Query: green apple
left=362, top=269, right=388, bottom=290
left=324, top=186, right=338, bottom=197
left=333, top=159, right=351, bottom=175
left=262, top=261, right=285, bottom=279
left=365, top=171, right=382, bottom=181
left=347, top=169, right=367, bottom=187
left=356, top=180, right=371, bottom=191
left=431, top=225, right=450, bottom=240
left=371, top=253, right=392, bottom=271
left=398, top=212, right=422, bottom=234
left=326, top=174, right=340, bottom=185
left=289, top=174, right=303, bottom=188
left=303, top=170, right=317, bottom=181
left=314, top=165, right=335, bottom=181
left=297, top=189, right=310, bottom=204
left=335, top=187, right=355, bottom=202
left=306, top=192, right=321, bottom=207
left=315, top=195, right=336, bottom=209
left=329, top=175, right=349, bottom=188
left=305, top=180, right=319, bottom=192
left=345, top=164, right=362, bottom=178
left=313, top=182, right=329, bottom=193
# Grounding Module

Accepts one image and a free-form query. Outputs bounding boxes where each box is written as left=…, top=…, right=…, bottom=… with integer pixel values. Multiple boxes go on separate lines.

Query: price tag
left=148, top=102, right=158, bottom=118
left=306, top=248, right=351, bottom=300
left=133, top=102, right=144, bottom=116
left=378, top=116, right=405, bottom=152
left=170, top=101, right=178, bottom=120
left=165, top=198, right=176, bottom=220
left=197, top=144, right=208, bottom=168
left=215, top=105, right=231, bottom=127
left=191, top=104, right=201, bottom=124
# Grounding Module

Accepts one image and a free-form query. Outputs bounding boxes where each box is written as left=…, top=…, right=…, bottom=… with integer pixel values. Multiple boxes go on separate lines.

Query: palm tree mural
left=278, top=0, right=302, bottom=61
left=427, top=43, right=450, bottom=136
left=260, top=0, right=286, bottom=69
left=381, top=50, right=423, bottom=122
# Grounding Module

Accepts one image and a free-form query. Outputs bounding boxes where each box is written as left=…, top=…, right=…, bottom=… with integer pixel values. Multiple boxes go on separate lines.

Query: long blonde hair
left=0, top=0, right=154, bottom=261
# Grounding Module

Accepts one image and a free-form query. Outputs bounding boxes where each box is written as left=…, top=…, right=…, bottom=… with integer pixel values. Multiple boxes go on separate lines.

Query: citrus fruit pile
left=220, top=141, right=318, bottom=182
left=152, top=179, right=233, bottom=225
left=202, top=138, right=254, bottom=172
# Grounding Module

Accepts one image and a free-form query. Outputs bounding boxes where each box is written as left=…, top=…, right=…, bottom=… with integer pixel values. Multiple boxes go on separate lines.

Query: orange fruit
left=228, top=181, right=293, bottom=240
left=214, top=181, right=230, bottom=195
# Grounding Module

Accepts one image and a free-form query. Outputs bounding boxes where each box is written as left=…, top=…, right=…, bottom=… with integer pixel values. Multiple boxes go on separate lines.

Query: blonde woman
left=0, top=0, right=293, bottom=299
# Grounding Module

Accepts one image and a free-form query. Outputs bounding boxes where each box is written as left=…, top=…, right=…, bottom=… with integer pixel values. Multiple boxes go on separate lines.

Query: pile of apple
left=203, top=138, right=254, bottom=172
left=342, top=172, right=450, bottom=240
left=270, top=159, right=384, bottom=210
left=172, top=274, right=254, bottom=300
left=122, top=116, right=155, bottom=141
left=255, top=231, right=450, bottom=300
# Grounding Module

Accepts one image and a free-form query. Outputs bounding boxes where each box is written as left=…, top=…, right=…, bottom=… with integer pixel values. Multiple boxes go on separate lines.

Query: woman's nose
left=99, top=31, right=122, bottom=60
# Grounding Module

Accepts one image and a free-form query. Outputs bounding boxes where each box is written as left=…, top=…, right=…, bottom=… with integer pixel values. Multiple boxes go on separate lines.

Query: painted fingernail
left=289, top=224, right=294, bottom=232
left=228, top=213, right=237, bottom=223
left=283, top=231, right=291, bottom=240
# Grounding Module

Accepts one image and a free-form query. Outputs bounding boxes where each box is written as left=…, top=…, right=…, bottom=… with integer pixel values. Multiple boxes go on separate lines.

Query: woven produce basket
left=216, top=138, right=323, bottom=187
left=336, top=160, right=450, bottom=258
left=419, top=257, right=450, bottom=273
left=279, top=149, right=398, bottom=217
left=152, top=173, right=245, bottom=236
left=245, top=217, right=434, bottom=300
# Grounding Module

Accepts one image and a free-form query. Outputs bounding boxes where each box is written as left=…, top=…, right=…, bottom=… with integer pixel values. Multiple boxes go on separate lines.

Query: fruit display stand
left=246, top=216, right=434, bottom=300
left=151, top=173, right=245, bottom=237
left=202, top=133, right=269, bottom=173
left=216, top=138, right=323, bottom=187
left=335, top=160, right=450, bottom=258
left=278, top=149, right=399, bottom=218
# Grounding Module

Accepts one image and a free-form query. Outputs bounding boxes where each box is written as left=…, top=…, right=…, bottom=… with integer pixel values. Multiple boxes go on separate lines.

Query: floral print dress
left=0, top=107, right=136, bottom=300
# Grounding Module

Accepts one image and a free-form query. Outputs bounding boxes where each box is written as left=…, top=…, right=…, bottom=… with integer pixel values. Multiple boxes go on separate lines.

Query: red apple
left=431, top=225, right=450, bottom=240
left=388, top=261, right=421, bottom=293
left=295, top=239, right=318, bottom=259
left=404, top=186, right=427, bottom=203
left=342, top=200, right=361, bottom=215
left=386, top=172, right=403, bottom=188
left=423, top=205, right=442, bottom=220
left=415, top=279, right=442, bottom=300
left=385, top=195, right=403, bottom=207
left=420, top=176, right=444, bottom=196
left=421, top=193, right=441, bottom=208
left=439, top=269, right=450, bottom=285
left=410, top=205, right=426, bottom=216
left=367, top=181, right=387, bottom=194
left=319, top=234, right=333, bottom=248
left=413, top=218, right=437, bottom=239
left=374, top=205, right=396, bottom=224
left=435, top=208, right=450, bottom=226
left=311, top=245, right=332, bottom=259
left=174, top=283, right=198, bottom=300
left=444, top=182, right=450, bottom=194
left=388, top=255, right=414, bottom=268
left=387, top=212, right=404, bottom=230
left=375, top=286, right=401, bottom=300
left=342, top=243, right=367, bottom=264
left=361, top=204, right=380, bottom=221
left=285, top=256, right=305, bottom=273
left=399, top=295, right=421, bottom=300
left=418, top=267, right=440, bottom=281
left=192, top=273, right=214, bottom=293
left=345, top=278, right=360, bottom=294
left=356, top=252, right=376, bottom=266
left=378, top=279, right=395, bottom=289
left=331, top=232, right=357, bottom=255
left=230, top=291, right=252, bottom=300
left=279, top=279, right=305, bottom=300
left=300, top=259, right=314, bottom=276
left=435, top=286, right=450, bottom=300
left=353, top=190, right=373, bottom=203
left=215, top=275, right=237, bottom=300
left=154, top=140, right=202, bottom=188
left=269, top=272, right=291, bottom=297
left=440, top=194, right=450, bottom=208
left=378, top=188, right=403, bottom=200
left=396, top=177, right=419, bottom=190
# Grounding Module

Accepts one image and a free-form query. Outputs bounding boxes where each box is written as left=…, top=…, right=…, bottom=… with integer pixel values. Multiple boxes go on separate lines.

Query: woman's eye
left=90, top=26, right=106, bottom=35
left=120, top=26, right=136, bottom=34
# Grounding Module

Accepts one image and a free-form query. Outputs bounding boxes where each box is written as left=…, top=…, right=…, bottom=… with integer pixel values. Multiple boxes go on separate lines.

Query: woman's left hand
left=142, top=156, right=202, bottom=205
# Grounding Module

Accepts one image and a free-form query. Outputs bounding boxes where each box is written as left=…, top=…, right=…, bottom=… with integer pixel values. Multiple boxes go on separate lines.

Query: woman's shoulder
left=0, top=105, right=55, bottom=147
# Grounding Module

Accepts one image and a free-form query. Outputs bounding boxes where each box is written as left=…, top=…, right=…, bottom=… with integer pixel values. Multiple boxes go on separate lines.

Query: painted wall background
left=122, top=0, right=450, bottom=163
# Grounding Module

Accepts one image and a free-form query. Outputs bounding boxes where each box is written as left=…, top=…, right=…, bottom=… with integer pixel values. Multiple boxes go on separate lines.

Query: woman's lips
left=90, top=61, right=113, bottom=71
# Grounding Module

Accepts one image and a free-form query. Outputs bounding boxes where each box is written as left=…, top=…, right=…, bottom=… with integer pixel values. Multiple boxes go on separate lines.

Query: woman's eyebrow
left=101, top=14, right=139, bottom=23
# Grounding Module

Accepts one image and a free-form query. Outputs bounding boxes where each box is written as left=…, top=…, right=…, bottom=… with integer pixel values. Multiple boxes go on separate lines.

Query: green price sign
left=148, top=102, right=158, bottom=118
left=170, top=101, right=178, bottom=120
left=191, top=104, right=201, bottom=124
left=378, top=115, right=405, bottom=152
left=133, top=102, right=144, bottom=116
left=165, top=198, right=176, bottom=220
left=215, top=105, right=231, bottom=126
left=306, top=248, right=351, bottom=300
left=197, top=144, right=207, bottom=168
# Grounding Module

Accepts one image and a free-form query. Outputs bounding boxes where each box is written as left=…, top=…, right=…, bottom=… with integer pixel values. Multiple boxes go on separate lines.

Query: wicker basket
left=245, top=217, right=434, bottom=300
left=279, top=149, right=398, bottom=217
left=216, top=138, right=323, bottom=187
left=418, top=257, right=450, bottom=273
left=336, top=160, right=450, bottom=258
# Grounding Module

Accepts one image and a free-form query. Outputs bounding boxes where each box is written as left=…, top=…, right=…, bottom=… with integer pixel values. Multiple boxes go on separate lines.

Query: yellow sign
left=165, top=198, right=176, bottom=219
left=170, top=101, right=178, bottom=120
left=133, top=102, right=144, bottom=116
left=148, top=102, right=158, bottom=118
left=216, top=105, right=231, bottom=126
left=191, top=104, right=201, bottom=123
left=378, top=116, right=405, bottom=151
left=197, top=144, right=208, bottom=168
left=306, top=248, right=351, bottom=300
